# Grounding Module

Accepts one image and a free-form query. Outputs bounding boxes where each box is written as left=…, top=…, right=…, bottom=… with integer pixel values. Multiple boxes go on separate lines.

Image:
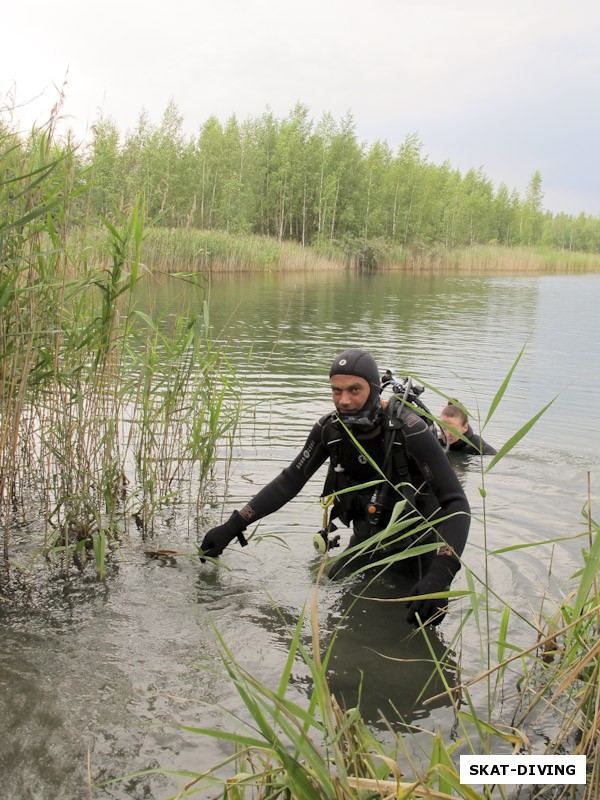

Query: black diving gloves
left=406, top=554, right=461, bottom=626
left=199, top=511, right=248, bottom=561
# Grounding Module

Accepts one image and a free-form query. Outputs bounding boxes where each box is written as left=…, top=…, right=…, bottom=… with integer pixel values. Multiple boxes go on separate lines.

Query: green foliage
left=74, top=101, right=600, bottom=257
left=7, top=100, right=600, bottom=261
left=0, top=119, right=240, bottom=587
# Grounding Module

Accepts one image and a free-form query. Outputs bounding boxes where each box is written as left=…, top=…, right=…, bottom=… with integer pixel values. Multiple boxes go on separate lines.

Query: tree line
left=57, top=100, right=600, bottom=255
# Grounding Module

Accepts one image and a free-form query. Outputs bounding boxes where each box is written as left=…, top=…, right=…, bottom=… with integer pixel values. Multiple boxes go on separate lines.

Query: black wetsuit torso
left=239, top=407, right=471, bottom=561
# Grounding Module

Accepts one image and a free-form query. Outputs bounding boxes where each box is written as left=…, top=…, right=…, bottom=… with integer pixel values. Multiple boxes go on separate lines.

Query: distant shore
left=128, top=227, right=600, bottom=275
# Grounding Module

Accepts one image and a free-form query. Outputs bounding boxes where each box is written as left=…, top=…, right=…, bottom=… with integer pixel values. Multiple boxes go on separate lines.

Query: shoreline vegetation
left=0, top=123, right=241, bottom=594
left=3, top=96, right=600, bottom=283
left=135, top=227, right=600, bottom=274
left=82, top=100, right=600, bottom=261
left=4, top=96, right=600, bottom=276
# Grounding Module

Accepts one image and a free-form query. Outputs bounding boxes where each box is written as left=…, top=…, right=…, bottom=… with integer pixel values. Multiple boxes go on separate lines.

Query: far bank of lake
left=128, top=227, right=600, bottom=275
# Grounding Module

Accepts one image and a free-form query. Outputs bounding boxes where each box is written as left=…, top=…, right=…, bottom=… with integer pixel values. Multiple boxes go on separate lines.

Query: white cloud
left=2, top=0, right=599, bottom=214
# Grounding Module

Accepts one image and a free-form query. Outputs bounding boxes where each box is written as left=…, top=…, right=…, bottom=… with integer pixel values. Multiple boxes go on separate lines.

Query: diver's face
left=440, top=413, right=468, bottom=444
left=330, top=375, right=371, bottom=414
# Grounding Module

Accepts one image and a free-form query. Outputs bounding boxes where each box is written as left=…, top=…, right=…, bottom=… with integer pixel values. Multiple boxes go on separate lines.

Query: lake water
left=1, top=269, right=599, bottom=799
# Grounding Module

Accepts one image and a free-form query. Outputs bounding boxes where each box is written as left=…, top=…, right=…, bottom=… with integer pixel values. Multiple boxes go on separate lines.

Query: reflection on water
left=1, top=270, right=599, bottom=799
left=325, top=576, right=457, bottom=727
left=247, top=572, right=458, bottom=730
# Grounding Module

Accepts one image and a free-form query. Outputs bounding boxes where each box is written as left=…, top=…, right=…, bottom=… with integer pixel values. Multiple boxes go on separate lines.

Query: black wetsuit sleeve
left=401, top=412, right=471, bottom=557
left=237, top=420, right=330, bottom=527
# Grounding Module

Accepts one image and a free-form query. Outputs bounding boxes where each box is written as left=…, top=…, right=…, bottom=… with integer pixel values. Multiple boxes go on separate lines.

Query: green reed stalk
left=0, top=125, right=77, bottom=575
left=102, top=567, right=477, bottom=799
left=103, top=497, right=597, bottom=797
left=1, top=121, right=240, bottom=589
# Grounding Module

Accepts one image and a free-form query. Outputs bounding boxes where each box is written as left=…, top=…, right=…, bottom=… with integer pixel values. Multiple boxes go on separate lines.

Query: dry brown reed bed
left=135, top=229, right=600, bottom=276
left=139, top=228, right=342, bottom=274
left=405, top=244, right=600, bottom=274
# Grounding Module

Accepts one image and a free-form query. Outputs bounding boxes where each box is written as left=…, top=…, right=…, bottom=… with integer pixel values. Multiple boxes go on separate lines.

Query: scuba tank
left=389, top=375, right=436, bottom=434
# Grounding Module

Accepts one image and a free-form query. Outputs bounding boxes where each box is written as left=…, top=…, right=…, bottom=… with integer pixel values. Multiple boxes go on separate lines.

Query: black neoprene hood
left=329, top=348, right=383, bottom=422
left=329, top=348, right=380, bottom=389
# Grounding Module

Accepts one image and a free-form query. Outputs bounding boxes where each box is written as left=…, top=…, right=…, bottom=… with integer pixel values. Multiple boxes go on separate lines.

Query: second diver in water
left=438, top=400, right=497, bottom=456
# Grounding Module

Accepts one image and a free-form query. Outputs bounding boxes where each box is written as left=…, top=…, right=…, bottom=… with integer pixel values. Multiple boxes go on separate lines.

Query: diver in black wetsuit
left=200, top=349, right=471, bottom=626
left=439, top=401, right=497, bottom=456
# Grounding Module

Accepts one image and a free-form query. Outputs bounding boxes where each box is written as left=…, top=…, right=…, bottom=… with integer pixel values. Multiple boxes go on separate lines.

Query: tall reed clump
left=138, top=228, right=344, bottom=273
left=141, top=228, right=411, bottom=273
left=0, top=120, right=240, bottom=594
left=107, top=348, right=597, bottom=798
left=407, top=244, right=600, bottom=273
left=79, top=226, right=600, bottom=277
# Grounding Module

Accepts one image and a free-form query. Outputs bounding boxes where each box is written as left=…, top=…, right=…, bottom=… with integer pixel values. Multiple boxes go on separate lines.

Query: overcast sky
left=3, top=0, right=599, bottom=216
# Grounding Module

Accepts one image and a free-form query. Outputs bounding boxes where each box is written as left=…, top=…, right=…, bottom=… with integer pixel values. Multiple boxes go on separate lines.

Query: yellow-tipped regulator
left=313, top=496, right=341, bottom=553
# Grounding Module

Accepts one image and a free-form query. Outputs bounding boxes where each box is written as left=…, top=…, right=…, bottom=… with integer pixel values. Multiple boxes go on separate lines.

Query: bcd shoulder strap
left=320, top=404, right=415, bottom=521
left=381, top=399, right=413, bottom=494
left=384, top=392, right=436, bottom=433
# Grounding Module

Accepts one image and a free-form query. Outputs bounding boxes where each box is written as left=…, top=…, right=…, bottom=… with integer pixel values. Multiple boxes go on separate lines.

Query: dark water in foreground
left=1, top=270, right=599, bottom=799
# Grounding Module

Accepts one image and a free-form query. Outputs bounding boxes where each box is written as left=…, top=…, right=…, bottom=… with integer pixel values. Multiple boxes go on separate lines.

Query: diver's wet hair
left=441, top=400, right=468, bottom=426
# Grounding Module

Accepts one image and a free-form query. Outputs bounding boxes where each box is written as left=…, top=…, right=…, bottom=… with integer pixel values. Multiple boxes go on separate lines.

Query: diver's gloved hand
left=406, top=555, right=460, bottom=626
left=199, top=511, right=248, bottom=562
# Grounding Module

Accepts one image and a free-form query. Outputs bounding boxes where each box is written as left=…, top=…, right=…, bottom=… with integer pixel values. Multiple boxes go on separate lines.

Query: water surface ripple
left=1, top=270, right=598, bottom=799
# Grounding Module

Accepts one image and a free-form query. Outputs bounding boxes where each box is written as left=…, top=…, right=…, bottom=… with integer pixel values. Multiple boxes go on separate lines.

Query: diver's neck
left=357, top=425, right=382, bottom=440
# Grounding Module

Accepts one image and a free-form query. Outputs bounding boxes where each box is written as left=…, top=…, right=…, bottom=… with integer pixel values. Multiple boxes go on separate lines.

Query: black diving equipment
left=313, top=523, right=341, bottom=554
left=313, top=495, right=341, bottom=553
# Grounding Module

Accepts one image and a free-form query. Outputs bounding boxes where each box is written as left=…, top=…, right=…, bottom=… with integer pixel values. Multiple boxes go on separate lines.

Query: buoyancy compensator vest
left=319, top=394, right=429, bottom=532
